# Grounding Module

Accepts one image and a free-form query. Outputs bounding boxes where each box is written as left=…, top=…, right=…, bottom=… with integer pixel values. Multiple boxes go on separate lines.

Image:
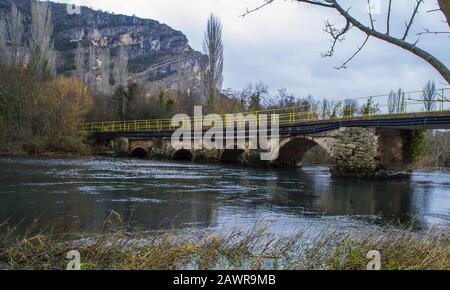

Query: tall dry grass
left=0, top=215, right=448, bottom=270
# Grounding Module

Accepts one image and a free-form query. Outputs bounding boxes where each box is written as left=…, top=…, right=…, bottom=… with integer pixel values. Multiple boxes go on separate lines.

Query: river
left=0, top=157, right=449, bottom=234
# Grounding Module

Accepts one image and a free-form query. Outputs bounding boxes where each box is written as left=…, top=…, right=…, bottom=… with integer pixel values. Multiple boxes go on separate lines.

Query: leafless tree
left=30, top=0, right=55, bottom=78
left=88, top=44, right=96, bottom=87
left=276, top=88, right=297, bottom=108
left=176, top=60, right=197, bottom=104
left=74, top=42, right=85, bottom=81
left=203, top=14, right=224, bottom=110
left=9, top=3, right=25, bottom=65
left=242, top=0, right=450, bottom=84
left=320, top=99, right=331, bottom=119
left=113, top=44, right=128, bottom=87
left=422, top=80, right=437, bottom=111
left=99, top=47, right=111, bottom=93
left=426, top=130, right=450, bottom=170
left=388, top=89, right=406, bottom=113
left=0, top=14, right=6, bottom=60
left=329, top=100, right=342, bottom=118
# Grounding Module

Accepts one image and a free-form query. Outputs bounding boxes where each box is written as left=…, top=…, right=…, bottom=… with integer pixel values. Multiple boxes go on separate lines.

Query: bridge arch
left=172, top=149, right=193, bottom=161
left=130, top=147, right=149, bottom=158
left=274, top=136, right=333, bottom=167
left=219, top=149, right=245, bottom=163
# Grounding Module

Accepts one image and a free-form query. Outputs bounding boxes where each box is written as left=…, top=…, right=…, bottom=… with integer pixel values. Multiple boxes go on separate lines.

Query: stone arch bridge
left=88, top=111, right=450, bottom=178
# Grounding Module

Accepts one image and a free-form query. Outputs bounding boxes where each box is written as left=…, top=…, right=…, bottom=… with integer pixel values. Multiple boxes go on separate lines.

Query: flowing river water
left=0, top=157, right=449, bottom=234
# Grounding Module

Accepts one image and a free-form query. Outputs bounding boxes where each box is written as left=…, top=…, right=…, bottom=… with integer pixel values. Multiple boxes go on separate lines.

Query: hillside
left=0, top=0, right=207, bottom=99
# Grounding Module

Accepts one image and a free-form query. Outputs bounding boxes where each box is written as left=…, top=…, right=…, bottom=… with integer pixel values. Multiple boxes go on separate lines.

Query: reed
left=0, top=216, right=448, bottom=270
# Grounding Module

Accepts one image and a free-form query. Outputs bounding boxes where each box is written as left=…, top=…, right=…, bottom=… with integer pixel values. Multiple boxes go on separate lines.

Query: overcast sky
left=56, top=0, right=449, bottom=100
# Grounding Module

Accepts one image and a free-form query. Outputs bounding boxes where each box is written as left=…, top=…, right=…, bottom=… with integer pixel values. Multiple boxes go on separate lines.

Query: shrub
left=0, top=63, right=93, bottom=154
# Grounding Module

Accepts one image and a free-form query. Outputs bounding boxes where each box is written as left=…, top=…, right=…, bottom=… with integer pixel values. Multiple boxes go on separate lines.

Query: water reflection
left=268, top=168, right=414, bottom=223
left=0, top=157, right=448, bottom=234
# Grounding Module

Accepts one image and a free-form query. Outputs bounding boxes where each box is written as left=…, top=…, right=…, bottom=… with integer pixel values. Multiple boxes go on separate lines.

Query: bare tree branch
left=426, top=8, right=441, bottom=13
left=328, top=0, right=449, bottom=83
left=240, top=0, right=275, bottom=17
left=387, top=0, right=392, bottom=35
left=321, top=19, right=351, bottom=57
left=242, top=0, right=450, bottom=84
left=298, top=0, right=334, bottom=8
left=335, top=35, right=370, bottom=69
left=402, top=0, right=423, bottom=41
left=367, top=0, right=375, bottom=30
left=437, top=0, right=450, bottom=26
left=240, top=0, right=333, bottom=17
left=417, top=28, right=450, bottom=36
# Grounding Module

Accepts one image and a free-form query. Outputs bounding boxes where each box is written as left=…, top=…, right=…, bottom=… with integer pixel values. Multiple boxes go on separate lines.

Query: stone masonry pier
left=90, top=127, right=418, bottom=179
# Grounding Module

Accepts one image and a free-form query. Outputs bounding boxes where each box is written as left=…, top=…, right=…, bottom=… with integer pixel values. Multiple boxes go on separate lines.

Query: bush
left=403, top=129, right=426, bottom=165
left=0, top=64, right=93, bottom=154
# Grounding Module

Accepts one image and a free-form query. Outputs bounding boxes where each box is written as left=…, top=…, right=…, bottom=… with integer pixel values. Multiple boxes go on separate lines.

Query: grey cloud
left=57, top=0, right=449, bottom=100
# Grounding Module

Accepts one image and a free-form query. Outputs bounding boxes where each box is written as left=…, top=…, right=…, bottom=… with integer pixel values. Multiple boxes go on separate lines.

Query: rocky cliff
left=0, top=0, right=207, bottom=99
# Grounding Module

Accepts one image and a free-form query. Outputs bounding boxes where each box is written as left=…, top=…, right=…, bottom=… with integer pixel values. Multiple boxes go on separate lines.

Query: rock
left=0, top=0, right=208, bottom=99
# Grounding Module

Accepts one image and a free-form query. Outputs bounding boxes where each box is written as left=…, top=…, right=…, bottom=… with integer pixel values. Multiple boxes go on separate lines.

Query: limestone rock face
left=0, top=0, right=207, bottom=98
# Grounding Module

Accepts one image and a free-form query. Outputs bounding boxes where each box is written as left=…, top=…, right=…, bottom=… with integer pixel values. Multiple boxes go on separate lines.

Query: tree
left=9, top=3, right=25, bottom=64
left=360, top=96, right=379, bottom=115
left=433, top=130, right=450, bottom=169
left=438, top=0, right=450, bottom=25
left=320, top=99, right=330, bottom=120
left=203, top=14, right=224, bottom=111
left=0, top=63, right=93, bottom=153
left=158, top=90, right=174, bottom=116
left=249, top=81, right=268, bottom=111
left=99, top=47, right=111, bottom=93
left=88, top=45, right=96, bottom=87
left=125, top=82, right=153, bottom=120
left=0, top=13, right=6, bottom=60
left=422, top=81, right=437, bottom=111
left=74, top=42, right=85, bottom=81
left=113, top=44, right=128, bottom=87
left=425, top=130, right=449, bottom=170
left=243, top=0, right=450, bottom=84
left=388, top=89, right=406, bottom=113
left=176, top=61, right=197, bottom=112
left=276, top=88, right=298, bottom=108
left=330, top=100, right=342, bottom=118
left=342, top=99, right=358, bottom=117
left=30, top=0, right=56, bottom=78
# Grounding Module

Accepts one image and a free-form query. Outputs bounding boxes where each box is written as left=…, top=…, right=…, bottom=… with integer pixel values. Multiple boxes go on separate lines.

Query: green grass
left=0, top=215, right=448, bottom=270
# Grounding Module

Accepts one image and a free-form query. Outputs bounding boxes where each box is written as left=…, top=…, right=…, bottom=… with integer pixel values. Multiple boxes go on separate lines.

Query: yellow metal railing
left=81, top=88, right=450, bottom=133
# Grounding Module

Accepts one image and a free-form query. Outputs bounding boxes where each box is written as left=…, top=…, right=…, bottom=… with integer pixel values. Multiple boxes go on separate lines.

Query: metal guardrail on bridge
left=81, top=88, right=450, bottom=133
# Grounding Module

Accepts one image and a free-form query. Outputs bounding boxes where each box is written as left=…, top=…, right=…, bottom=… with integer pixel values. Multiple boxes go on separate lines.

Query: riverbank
left=0, top=143, right=91, bottom=158
left=0, top=218, right=448, bottom=270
